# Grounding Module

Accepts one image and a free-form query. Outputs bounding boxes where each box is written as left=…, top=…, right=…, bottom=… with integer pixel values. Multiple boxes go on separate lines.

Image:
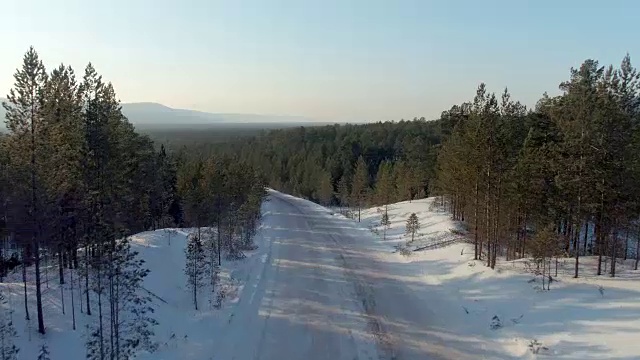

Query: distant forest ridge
left=0, top=98, right=319, bottom=131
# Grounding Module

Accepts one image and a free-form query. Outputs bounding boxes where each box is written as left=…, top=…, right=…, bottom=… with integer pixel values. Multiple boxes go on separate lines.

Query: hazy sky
left=1, top=1, right=638, bottom=121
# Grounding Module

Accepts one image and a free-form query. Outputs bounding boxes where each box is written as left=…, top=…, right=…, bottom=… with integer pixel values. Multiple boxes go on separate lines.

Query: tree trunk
left=98, top=267, right=104, bottom=360
left=58, top=245, right=65, bottom=284
left=624, top=228, right=629, bottom=261
left=85, top=241, right=91, bottom=315
left=72, top=224, right=79, bottom=269
left=491, top=179, right=500, bottom=270
left=583, top=221, right=589, bottom=255
left=79, top=260, right=84, bottom=314
left=610, top=228, right=617, bottom=277
left=114, top=265, right=120, bottom=360
left=22, top=246, right=30, bottom=321
left=574, top=220, right=582, bottom=278
left=193, top=254, right=198, bottom=310
left=564, top=212, right=571, bottom=254
left=34, top=237, right=45, bottom=334
left=522, top=213, right=527, bottom=258
left=597, top=189, right=605, bottom=275
left=485, top=169, right=490, bottom=267
left=635, top=236, right=639, bottom=271
left=596, top=217, right=603, bottom=276
left=217, top=216, right=222, bottom=266
left=44, top=251, right=49, bottom=289
left=70, top=263, right=76, bottom=330
left=542, top=255, right=546, bottom=291
left=474, top=187, right=479, bottom=261
left=108, top=245, right=115, bottom=360
left=60, top=274, right=65, bottom=315
left=548, top=258, right=552, bottom=291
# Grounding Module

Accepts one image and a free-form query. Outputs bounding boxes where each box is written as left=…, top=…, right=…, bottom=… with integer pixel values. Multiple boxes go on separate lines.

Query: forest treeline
left=210, top=54, right=640, bottom=279
left=0, top=47, right=265, bottom=358
left=209, top=119, right=454, bottom=216
left=436, top=55, right=640, bottom=278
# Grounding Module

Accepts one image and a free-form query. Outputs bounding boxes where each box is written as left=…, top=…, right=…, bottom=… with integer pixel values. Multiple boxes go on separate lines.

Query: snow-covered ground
left=0, top=225, right=273, bottom=360
left=360, top=197, right=640, bottom=359
left=3, top=194, right=639, bottom=359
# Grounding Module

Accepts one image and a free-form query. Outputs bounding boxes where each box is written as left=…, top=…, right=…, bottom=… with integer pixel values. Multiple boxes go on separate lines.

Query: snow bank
left=359, top=197, right=640, bottom=359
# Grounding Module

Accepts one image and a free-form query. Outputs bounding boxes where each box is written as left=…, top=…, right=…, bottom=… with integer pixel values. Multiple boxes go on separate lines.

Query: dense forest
left=0, top=47, right=265, bottom=358
left=209, top=54, right=640, bottom=279
left=436, top=55, right=640, bottom=278
left=209, top=120, right=451, bottom=211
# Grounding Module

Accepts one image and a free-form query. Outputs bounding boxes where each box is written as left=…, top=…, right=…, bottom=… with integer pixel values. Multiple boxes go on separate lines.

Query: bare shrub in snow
left=528, top=339, right=548, bottom=354
left=163, top=229, right=178, bottom=246
left=37, top=344, right=50, bottom=360
left=490, top=315, right=502, bottom=330
left=394, top=244, right=412, bottom=257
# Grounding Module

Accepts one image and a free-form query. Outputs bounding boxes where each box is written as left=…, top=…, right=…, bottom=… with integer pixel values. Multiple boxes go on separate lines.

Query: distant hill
left=121, top=102, right=316, bottom=128
left=0, top=99, right=318, bottom=132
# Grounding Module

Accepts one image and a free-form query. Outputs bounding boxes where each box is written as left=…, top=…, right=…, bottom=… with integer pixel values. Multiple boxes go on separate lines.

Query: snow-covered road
left=218, top=191, right=468, bottom=360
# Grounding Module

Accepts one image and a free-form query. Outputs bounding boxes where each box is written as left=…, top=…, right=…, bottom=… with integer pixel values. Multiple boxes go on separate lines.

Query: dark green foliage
left=317, top=171, right=334, bottom=206
left=1, top=47, right=178, bottom=357
left=203, top=120, right=444, bottom=206
left=351, top=156, right=369, bottom=222
left=435, top=54, right=640, bottom=276
left=374, top=160, right=394, bottom=206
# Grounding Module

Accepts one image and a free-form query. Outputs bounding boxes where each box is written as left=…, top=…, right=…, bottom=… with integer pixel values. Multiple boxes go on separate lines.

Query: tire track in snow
left=330, top=234, right=398, bottom=360
left=276, top=193, right=395, bottom=359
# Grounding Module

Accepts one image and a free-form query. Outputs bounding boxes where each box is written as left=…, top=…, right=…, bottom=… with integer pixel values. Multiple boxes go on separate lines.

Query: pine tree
left=530, top=225, right=558, bottom=290
left=337, top=175, right=350, bottom=211
left=380, top=210, right=391, bottom=241
left=185, top=233, right=206, bottom=310
left=317, top=171, right=333, bottom=206
left=405, top=213, right=420, bottom=243
left=350, top=156, right=369, bottom=222
left=3, top=46, right=48, bottom=334
left=112, top=238, right=158, bottom=358
left=393, top=161, right=413, bottom=202
left=374, top=160, right=394, bottom=206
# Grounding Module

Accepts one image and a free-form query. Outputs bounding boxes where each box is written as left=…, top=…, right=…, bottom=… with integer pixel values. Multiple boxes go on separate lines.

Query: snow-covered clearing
left=360, top=197, right=640, bottom=359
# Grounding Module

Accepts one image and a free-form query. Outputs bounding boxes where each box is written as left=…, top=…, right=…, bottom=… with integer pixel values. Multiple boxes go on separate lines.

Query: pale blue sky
left=1, top=0, right=638, bottom=121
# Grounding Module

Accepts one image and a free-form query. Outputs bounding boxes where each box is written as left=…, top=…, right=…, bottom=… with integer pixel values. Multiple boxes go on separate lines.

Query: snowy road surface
left=218, top=191, right=470, bottom=360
